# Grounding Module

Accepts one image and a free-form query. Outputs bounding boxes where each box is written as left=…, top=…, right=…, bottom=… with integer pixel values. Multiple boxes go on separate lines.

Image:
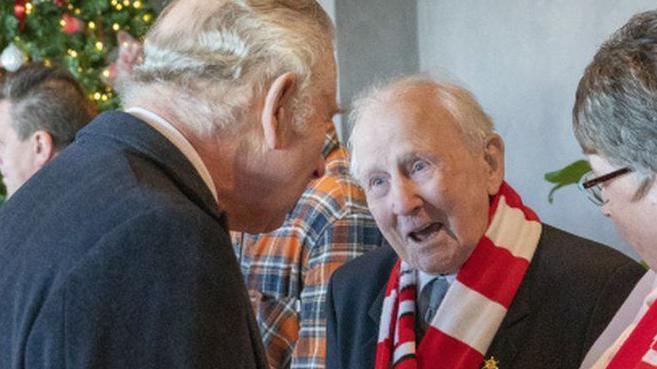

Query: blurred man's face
left=233, top=62, right=338, bottom=233
left=0, top=100, right=40, bottom=198
left=256, top=89, right=337, bottom=231
left=351, top=91, right=502, bottom=274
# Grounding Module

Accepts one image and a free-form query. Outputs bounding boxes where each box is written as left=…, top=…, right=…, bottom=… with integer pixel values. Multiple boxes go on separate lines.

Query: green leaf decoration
left=544, top=159, right=591, bottom=203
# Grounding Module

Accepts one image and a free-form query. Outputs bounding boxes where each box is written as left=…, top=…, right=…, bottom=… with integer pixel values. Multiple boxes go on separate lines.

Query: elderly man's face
left=0, top=101, right=41, bottom=198
left=353, top=95, right=502, bottom=274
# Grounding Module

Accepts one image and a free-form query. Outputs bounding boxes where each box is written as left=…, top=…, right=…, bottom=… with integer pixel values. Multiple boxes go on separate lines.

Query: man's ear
left=261, top=72, right=297, bottom=150
left=483, top=133, right=505, bottom=195
left=31, top=130, right=56, bottom=168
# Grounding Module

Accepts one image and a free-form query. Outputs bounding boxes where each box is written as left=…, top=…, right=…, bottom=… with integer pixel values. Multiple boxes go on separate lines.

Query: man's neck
left=125, top=105, right=231, bottom=205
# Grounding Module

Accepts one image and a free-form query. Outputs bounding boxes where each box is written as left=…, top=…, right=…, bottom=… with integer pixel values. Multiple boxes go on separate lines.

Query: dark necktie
left=417, top=276, right=450, bottom=339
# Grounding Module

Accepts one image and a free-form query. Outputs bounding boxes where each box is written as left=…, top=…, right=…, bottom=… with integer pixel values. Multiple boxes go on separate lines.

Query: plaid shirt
left=232, top=128, right=382, bottom=369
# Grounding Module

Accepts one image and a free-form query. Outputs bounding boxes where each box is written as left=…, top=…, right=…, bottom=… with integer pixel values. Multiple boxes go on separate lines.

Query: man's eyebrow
left=360, top=165, right=388, bottom=181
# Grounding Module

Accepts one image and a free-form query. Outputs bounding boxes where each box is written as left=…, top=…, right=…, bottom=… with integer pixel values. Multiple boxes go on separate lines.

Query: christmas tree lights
left=0, top=0, right=159, bottom=111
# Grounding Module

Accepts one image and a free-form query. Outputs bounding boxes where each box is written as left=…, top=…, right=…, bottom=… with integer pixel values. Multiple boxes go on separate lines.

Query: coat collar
left=77, top=111, right=227, bottom=229
left=368, top=244, right=399, bottom=324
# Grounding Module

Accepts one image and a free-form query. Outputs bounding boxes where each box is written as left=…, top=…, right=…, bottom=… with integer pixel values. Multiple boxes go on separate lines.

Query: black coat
left=0, top=111, right=268, bottom=369
left=327, top=224, right=645, bottom=369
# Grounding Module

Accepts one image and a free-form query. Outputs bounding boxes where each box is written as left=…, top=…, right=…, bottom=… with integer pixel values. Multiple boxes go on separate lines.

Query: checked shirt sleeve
left=290, top=211, right=381, bottom=369
left=233, top=134, right=382, bottom=369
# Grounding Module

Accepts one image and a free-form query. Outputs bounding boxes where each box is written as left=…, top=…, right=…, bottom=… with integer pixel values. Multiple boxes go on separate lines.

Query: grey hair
left=348, top=74, right=495, bottom=181
left=122, top=0, right=335, bottom=139
left=1, top=62, right=93, bottom=148
left=573, top=10, right=657, bottom=189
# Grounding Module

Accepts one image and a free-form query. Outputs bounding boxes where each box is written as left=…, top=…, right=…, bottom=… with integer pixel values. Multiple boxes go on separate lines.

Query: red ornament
left=53, top=0, right=65, bottom=6
left=61, top=14, right=83, bottom=34
left=14, top=0, right=26, bottom=31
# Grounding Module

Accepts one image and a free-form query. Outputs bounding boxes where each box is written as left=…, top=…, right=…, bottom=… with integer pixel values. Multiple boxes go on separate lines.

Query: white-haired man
left=326, top=76, right=644, bottom=369
left=0, top=1, right=337, bottom=368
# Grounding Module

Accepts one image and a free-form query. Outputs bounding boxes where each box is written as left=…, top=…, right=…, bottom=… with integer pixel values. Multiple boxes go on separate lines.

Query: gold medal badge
left=482, top=356, right=499, bottom=369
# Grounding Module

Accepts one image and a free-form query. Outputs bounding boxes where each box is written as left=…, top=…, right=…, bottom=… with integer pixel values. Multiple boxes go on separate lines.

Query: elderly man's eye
left=369, top=176, right=385, bottom=188
left=411, top=160, right=428, bottom=174
left=366, top=175, right=389, bottom=197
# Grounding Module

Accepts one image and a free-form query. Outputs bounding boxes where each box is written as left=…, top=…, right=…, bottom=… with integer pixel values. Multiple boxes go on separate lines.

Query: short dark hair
left=1, top=63, right=94, bottom=148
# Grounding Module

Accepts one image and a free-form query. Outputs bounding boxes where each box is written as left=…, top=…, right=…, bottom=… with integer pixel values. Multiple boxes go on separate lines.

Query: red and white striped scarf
left=375, top=182, right=542, bottom=369
left=606, top=301, right=657, bottom=369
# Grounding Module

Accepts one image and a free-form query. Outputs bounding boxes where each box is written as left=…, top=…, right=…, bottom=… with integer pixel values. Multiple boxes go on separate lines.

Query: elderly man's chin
left=394, top=235, right=469, bottom=275
left=412, top=250, right=459, bottom=275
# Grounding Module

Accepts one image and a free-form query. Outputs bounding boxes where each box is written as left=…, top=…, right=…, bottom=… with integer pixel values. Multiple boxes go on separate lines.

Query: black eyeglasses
left=578, top=167, right=632, bottom=206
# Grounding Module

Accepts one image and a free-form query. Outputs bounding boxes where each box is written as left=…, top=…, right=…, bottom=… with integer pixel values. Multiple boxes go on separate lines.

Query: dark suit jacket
left=326, top=224, right=645, bottom=369
left=0, top=112, right=268, bottom=369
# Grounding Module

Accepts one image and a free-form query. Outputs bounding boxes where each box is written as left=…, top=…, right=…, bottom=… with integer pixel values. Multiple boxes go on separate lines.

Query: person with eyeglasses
left=573, top=10, right=657, bottom=369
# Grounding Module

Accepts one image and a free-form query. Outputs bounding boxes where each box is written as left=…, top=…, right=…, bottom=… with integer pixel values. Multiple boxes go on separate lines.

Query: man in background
left=0, top=62, right=93, bottom=198
left=232, top=122, right=382, bottom=369
left=0, top=1, right=338, bottom=368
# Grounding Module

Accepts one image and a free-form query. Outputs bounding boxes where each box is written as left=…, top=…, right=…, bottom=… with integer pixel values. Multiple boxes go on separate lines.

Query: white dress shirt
left=417, top=270, right=456, bottom=306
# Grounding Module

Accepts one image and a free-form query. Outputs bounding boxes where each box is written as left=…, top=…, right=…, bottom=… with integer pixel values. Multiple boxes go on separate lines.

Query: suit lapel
left=368, top=285, right=386, bottom=323
left=77, top=111, right=227, bottom=229
left=484, top=265, right=532, bottom=366
left=365, top=247, right=400, bottom=350
left=361, top=281, right=386, bottom=351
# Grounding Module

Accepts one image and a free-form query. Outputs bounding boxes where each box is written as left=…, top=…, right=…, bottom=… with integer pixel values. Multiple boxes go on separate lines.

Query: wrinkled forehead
left=350, top=99, right=455, bottom=179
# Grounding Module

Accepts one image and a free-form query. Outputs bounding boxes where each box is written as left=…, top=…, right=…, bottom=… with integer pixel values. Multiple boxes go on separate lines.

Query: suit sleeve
left=26, top=209, right=266, bottom=369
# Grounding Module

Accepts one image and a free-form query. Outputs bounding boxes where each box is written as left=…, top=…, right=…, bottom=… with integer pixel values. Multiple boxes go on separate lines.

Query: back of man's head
left=122, top=0, right=335, bottom=140
left=2, top=62, right=94, bottom=149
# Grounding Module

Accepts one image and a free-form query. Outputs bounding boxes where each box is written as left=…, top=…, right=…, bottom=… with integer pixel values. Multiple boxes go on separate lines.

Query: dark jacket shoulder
left=327, top=224, right=645, bottom=369
left=487, top=224, right=645, bottom=368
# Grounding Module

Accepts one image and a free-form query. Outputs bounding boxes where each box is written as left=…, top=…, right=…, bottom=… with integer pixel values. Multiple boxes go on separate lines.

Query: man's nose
left=391, top=177, right=421, bottom=216
left=312, top=156, right=326, bottom=179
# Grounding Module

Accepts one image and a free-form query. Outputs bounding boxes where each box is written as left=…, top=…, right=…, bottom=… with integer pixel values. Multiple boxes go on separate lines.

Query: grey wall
left=317, top=0, right=335, bottom=21
left=417, top=1, right=657, bottom=259
left=335, top=0, right=419, bottom=141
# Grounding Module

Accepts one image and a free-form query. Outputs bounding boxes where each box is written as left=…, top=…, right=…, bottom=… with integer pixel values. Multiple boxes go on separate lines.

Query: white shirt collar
left=125, top=107, right=218, bottom=204
left=417, top=270, right=456, bottom=291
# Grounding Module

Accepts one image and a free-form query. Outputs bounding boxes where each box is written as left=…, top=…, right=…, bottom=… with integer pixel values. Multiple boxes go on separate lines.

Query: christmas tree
left=0, top=0, right=163, bottom=111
